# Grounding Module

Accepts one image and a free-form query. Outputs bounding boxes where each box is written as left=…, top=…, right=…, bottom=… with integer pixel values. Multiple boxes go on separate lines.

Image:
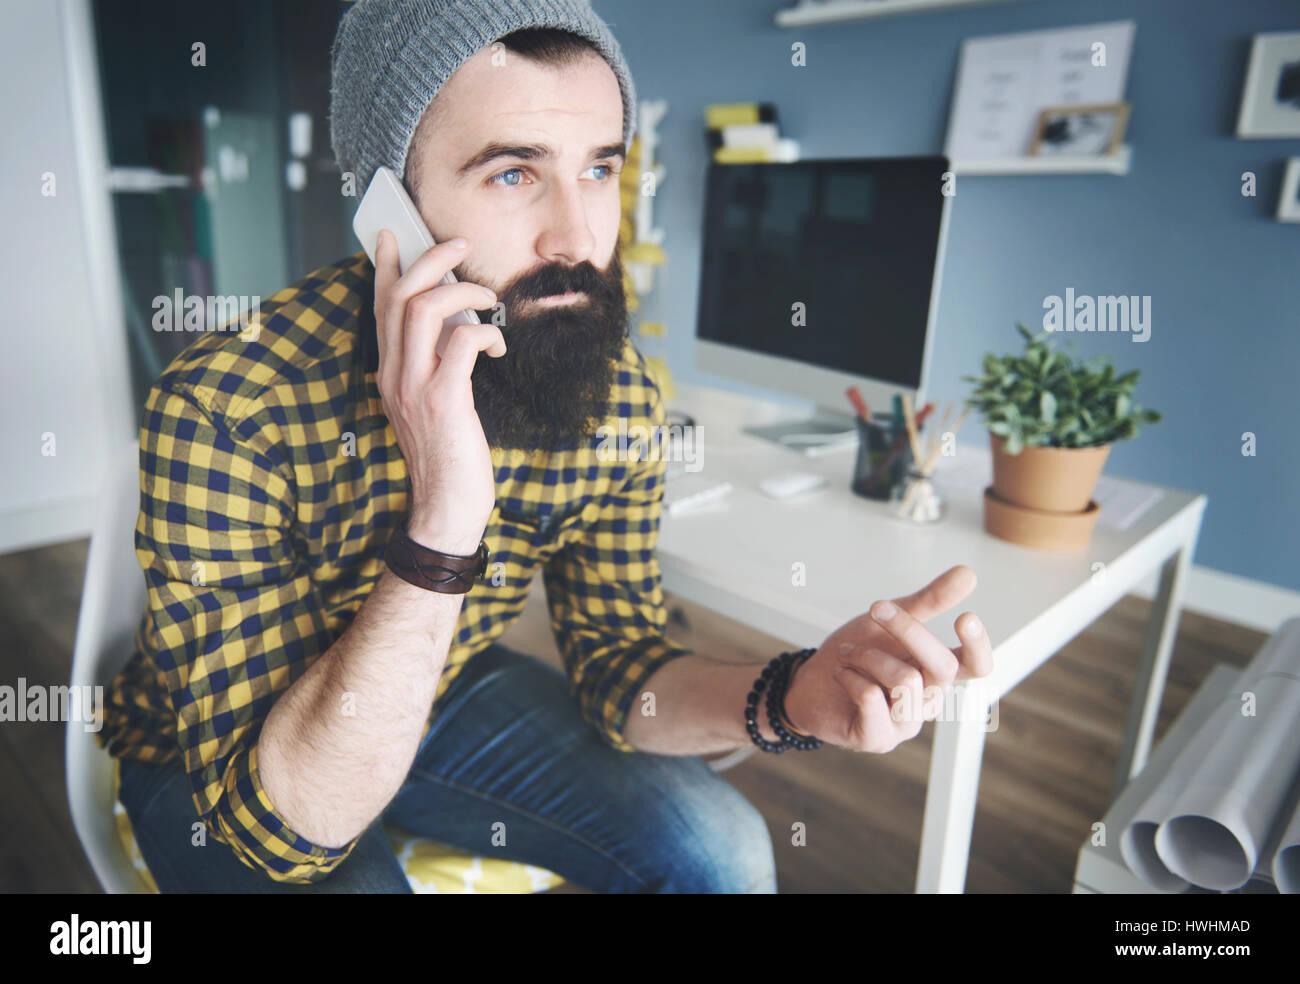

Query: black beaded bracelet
left=768, top=649, right=823, bottom=750
left=744, top=657, right=787, bottom=753
left=744, top=648, right=823, bottom=753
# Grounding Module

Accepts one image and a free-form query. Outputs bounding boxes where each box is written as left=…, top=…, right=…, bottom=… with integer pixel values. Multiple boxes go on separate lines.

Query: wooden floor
left=0, top=536, right=1266, bottom=893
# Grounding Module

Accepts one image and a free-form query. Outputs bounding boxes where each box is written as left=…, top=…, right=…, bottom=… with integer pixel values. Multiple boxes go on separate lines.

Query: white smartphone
left=351, top=165, right=481, bottom=327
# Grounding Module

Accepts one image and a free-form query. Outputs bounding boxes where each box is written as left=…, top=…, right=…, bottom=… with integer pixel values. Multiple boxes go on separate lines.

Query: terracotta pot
left=982, top=487, right=1100, bottom=551
left=989, top=433, right=1110, bottom=513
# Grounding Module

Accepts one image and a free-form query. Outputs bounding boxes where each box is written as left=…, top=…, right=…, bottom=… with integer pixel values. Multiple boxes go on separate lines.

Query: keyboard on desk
left=662, top=462, right=732, bottom=516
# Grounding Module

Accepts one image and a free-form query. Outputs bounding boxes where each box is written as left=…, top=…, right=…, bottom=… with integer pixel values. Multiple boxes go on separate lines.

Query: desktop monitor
left=694, top=155, right=951, bottom=449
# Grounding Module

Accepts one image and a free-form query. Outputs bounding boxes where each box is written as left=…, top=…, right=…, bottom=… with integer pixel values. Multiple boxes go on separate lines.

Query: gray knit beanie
left=330, top=0, right=637, bottom=194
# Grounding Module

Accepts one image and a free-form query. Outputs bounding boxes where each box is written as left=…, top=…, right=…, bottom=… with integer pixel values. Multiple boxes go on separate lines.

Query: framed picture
left=1236, top=32, right=1300, bottom=138
left=1029, top=102, right=1130, bottom=157
left=944, top=20, right=1135, bottom=163
left=1279, top=159, right=1300, bottom=223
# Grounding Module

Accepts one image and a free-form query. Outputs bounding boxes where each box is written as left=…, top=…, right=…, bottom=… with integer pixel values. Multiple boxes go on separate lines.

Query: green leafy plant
left=962, top=322, right=1161, bottom=454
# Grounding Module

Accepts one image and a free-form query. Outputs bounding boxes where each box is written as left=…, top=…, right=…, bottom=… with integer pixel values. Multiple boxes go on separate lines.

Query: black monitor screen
left=696, top=156, right=948, bottom=389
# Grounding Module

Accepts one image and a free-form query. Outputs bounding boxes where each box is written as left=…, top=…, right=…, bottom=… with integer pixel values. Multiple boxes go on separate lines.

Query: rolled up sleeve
left=137, top=383, right=360, bottom=883
left=541, top=381, right=694, bottom=753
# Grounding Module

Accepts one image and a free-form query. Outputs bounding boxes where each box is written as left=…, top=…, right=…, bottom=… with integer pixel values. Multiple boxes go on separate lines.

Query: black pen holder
left=851, top=414, right=912, bottom=501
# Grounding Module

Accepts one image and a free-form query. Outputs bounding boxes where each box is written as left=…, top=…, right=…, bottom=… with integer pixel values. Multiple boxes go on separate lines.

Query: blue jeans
left=117, top=642, right=778, bottom=893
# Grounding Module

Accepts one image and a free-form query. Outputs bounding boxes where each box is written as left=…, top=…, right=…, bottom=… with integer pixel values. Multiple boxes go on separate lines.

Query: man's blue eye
left=490, top=167, right=525, bottom=186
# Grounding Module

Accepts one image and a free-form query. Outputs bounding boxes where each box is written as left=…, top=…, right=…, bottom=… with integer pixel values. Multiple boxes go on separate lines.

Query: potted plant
left=962, top=323, right=1162, bottom=548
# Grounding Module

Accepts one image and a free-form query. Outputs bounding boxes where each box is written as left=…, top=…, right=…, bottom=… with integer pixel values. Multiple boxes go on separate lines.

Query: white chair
left=67, top=438, right=154, bottom=893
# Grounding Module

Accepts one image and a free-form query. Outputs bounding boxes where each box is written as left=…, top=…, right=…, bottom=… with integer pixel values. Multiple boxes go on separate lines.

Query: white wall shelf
left=775, top=0, right=1034, bottom=28
left=952, top=145, right=1132, bottom=176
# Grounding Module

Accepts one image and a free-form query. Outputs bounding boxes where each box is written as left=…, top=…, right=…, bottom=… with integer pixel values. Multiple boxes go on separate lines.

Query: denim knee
left=645, top=770, right=778, bottom=894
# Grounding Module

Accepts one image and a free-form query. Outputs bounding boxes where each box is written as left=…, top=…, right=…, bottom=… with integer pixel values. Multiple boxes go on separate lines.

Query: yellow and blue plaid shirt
left=97, top=251, right=693, bottom=882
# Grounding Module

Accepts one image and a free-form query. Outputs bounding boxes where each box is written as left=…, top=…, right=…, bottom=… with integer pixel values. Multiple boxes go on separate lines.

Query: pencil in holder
left=851, top=415, right=912, bottom=501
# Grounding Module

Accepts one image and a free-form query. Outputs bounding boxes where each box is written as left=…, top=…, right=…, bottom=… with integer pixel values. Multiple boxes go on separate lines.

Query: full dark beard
left=464, top=248, right=629, bottom=453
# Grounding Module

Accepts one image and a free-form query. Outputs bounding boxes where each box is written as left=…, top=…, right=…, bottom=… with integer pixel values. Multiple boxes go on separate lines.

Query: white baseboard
left=1129, top=564, right=1300, bottom=636
left=0, top=495, right=96, bottom=556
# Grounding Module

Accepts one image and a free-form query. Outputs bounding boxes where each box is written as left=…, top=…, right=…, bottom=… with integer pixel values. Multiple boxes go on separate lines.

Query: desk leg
left=915, top=684, right=990, bottom=893
left=1111, top=543, right=1191, bottom=802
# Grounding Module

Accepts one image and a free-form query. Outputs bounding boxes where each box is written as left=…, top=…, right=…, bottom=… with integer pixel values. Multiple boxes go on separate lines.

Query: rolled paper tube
left=1269, top=775, right=1300, bottom=892
left=1121, top=619, right=1300, bottom=891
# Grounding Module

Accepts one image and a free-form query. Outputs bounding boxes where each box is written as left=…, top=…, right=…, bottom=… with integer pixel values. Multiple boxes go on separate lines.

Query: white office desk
left=660, top=383, right=1207, bottom=894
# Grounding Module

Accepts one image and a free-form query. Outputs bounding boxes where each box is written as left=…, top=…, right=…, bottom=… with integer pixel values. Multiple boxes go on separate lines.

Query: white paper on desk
left=1093, top=476, right=1163, bottom=530
left=945, top=20, right=1135, bottom=161
left=1121, top=618, right=1300, bottom=892
left=930, top=448, right=992, bottom=494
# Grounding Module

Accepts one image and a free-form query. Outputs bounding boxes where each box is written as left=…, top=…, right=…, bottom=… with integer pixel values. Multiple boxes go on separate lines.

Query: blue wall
left=597, top=0, right=1300, bottom=591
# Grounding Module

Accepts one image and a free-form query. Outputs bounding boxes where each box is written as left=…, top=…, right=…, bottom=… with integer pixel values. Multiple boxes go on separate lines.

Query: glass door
left=91, top=0, right=354, bottom=422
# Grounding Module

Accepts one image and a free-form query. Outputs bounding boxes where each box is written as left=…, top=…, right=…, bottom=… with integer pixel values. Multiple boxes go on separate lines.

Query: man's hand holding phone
left=372, top=229, right=506, bottom=556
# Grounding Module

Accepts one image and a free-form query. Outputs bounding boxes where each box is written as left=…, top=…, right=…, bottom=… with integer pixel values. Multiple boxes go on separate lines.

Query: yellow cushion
left=111, top=758, right=564, bottom=894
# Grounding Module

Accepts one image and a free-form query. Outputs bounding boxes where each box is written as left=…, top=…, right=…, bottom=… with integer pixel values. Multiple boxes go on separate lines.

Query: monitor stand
left=743, top=404, right=860, bottom=455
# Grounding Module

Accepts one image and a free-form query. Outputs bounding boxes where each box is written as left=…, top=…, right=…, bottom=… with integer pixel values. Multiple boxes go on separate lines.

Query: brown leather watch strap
left=384, top=519, right=489, bottom=594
